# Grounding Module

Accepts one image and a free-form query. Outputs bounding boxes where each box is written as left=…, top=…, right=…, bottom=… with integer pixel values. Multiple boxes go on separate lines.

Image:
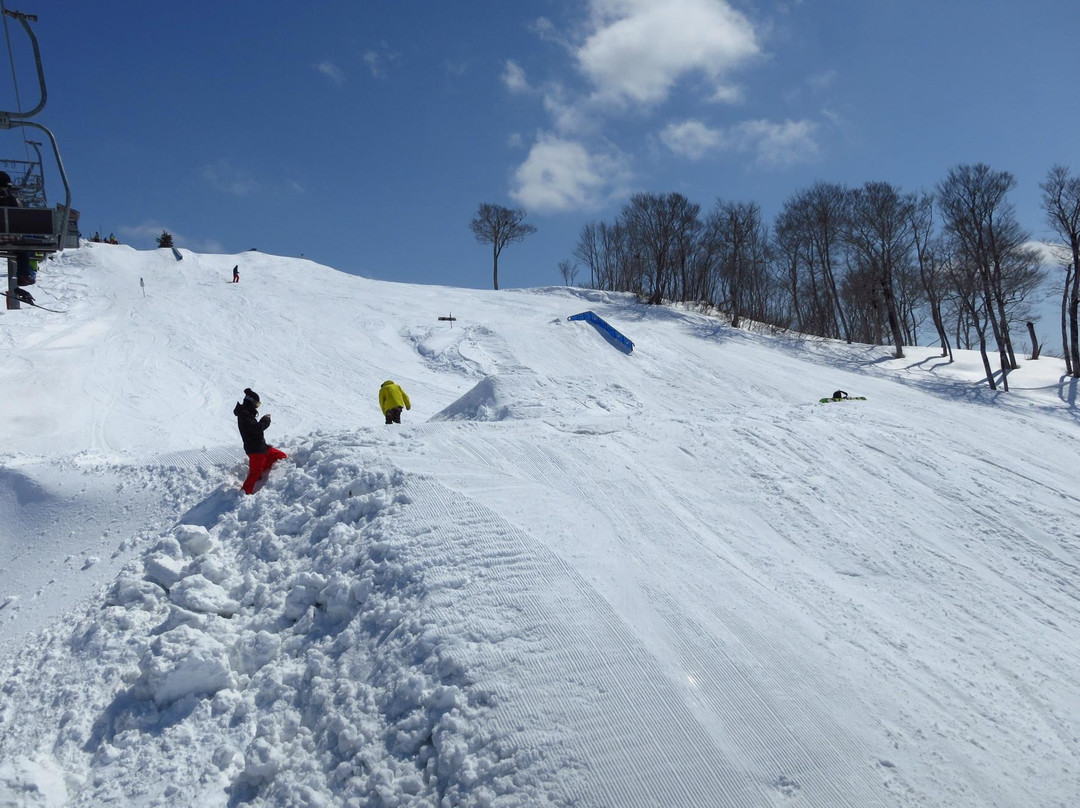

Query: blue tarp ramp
left=567, top=310, right=634, bottom=354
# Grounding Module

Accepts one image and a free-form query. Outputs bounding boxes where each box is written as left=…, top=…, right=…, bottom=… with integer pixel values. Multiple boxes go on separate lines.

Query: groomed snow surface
left=1, top=245, right=1078, bottom=807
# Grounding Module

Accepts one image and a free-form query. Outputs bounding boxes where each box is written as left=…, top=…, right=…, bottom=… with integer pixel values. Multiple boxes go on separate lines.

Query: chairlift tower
left=1, top=9, right=74, bottom=309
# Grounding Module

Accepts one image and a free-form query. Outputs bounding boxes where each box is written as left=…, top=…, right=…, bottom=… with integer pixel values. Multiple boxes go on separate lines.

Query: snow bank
left=0, top=436, right=546, bottom=807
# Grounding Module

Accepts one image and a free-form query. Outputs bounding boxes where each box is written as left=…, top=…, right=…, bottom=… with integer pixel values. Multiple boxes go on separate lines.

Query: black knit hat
left=243, top=388, right=260, bottom=405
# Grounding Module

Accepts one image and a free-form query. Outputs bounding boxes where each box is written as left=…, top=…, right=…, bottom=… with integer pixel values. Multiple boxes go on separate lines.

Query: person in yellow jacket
left=379, top=380, right=411, bottom=424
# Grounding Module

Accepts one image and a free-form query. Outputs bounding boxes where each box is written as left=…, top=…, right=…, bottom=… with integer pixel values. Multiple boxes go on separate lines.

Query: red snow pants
left=242, top=446, right=288, bottom=494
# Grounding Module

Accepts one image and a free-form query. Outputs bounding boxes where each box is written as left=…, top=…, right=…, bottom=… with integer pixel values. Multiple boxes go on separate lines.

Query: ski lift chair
left=1, top=9, right=73, bottom=309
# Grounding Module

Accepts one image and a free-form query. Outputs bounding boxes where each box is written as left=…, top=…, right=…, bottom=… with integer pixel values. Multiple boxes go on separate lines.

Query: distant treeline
left=567, top=163, right=1080, bottom=390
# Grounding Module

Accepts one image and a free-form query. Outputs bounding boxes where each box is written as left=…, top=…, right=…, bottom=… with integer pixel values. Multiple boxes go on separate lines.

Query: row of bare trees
left=569, top=163, right=1080, bottom=389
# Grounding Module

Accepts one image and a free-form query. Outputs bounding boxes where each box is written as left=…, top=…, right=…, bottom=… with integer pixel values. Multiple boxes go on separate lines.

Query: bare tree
left=945, top=250, right=1000, bottom=387
left=672, top=209, right=706, bottom=303
left=708, top=200, right=770, bottom=329
left=558, top=259, right=579, bottom=286
left=574, top=221, right=632, bottom=291
left=1040, top=165, right=1080, bottom=376
left=843, top=181, right=916, bottom=358
left=621, top=192, right=700, bottom=305
left=773, top=183, right=851, bottom=341
left=805, top=183, right=852, bottom=342
left=910, top=193, right=953, bottom=361
left=469, top=203, right=537, bottom=291
left=573, top=222, right=602, bottom=289
left=938, top=164, right=1042, bottom=390
left=771, top=212, right=808, bottom=332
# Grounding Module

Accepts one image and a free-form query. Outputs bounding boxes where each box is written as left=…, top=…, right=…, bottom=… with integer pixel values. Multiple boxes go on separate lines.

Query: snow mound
left=0, top=467, right=54, bottom=508
left=0, top=434, right=563, bottom=806
left=430, top=370, right=544, bottom=421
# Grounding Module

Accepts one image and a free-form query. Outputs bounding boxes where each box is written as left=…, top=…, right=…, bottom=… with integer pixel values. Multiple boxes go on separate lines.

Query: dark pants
left=16, top=253, right=35, bottom=285
left=385, top=407, right=402, bottom=425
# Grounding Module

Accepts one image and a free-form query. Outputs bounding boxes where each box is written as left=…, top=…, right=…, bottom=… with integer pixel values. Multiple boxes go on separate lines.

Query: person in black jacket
left=0, top=171, right=34, bottom=286
left=234, top=388, right=287, bottom=494
left=0, top=171, right=18, bottom=207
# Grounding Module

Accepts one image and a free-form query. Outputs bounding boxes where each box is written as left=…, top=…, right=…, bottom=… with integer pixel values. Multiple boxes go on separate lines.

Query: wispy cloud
left=201, top=159, right=262, bottom=197
left=117, top=221, right=224, bottom=253
left=658, top=120, right=725, bottom=160
left=199, top=161, right=305, bottom=203
left=444, top=59, right=469, bottom=78
left=660, top=118, right=820, bottom=166
left=502, top=60, right=531, bottom=94
left=117, top=220, right=172, bottom=243
left=510, top=133, right=630, bottom=213
left=806, top=69, right=837, bottom=92
left=314, top=61, right=345, bottom=85
left=1029, top=240, right=1068, bottom=266
left=541, top=84, right=599, bottom=137
left=362, top=43, right=401, bottom=79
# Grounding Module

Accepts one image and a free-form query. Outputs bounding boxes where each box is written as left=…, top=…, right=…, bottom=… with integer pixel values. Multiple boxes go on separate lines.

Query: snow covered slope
left=1, top=244, right=1078, bottom=807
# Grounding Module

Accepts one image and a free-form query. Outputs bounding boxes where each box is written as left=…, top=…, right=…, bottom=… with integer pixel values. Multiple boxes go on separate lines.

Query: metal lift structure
left=1, top=8, right=74, bottom=310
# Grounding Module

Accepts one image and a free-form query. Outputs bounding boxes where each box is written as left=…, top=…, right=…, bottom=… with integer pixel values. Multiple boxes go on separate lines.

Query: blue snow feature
left=567, top=310, right=634, bottom=354
left=171, top=246, right=183, bottom=261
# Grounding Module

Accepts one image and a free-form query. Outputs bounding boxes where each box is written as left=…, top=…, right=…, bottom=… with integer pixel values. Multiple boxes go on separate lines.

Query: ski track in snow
left=396, top=427, right=907, bottom=806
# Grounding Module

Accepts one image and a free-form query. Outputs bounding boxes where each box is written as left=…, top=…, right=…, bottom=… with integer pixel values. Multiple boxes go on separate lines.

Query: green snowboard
left=819, top=396, right=867, bottom=403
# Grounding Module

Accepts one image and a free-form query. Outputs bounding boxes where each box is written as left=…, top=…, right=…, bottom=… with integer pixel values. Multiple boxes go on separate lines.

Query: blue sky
left=3, top=0, right=1078, bottom=292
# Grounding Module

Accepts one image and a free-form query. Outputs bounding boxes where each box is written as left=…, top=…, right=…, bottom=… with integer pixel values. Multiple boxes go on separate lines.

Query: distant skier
left=234, top=388, right=287, bottom=494
left=831, top=390, right=849, bottom=400
left=232, top=265, right=239, bottom=283
left=379, top=380, right=411, bottom=425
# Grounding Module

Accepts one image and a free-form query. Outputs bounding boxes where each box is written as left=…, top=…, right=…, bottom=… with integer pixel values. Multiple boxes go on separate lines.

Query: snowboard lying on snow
left=2, top=290, right=66, bottom=313
left=819, top=396, right=867, bottom=403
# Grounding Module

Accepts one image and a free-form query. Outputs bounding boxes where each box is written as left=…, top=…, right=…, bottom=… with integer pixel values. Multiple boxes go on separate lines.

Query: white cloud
left=659, top=120, right=726, bottom=159
left=503, top=60, right=530, bottom=94
left=510, top=134, right=630, bottom=213
left=576, top=0, right=761, bottom=107
left=660, top=117, right=820, bottom=166
left=315, top=61, right=345, bottom=85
